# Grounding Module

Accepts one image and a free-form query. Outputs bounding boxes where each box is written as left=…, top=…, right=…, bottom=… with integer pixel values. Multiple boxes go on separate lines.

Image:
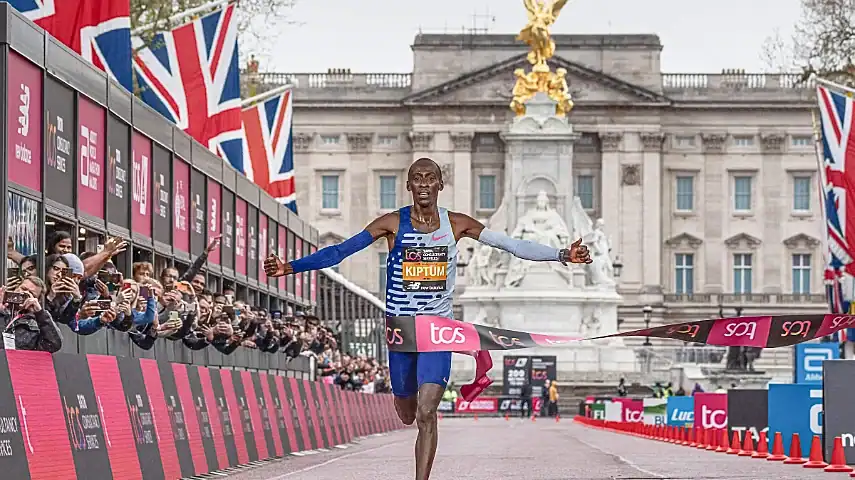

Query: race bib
left=3, top=332, right=15, bottom=350
left=402, top=246, right=448, bottom=292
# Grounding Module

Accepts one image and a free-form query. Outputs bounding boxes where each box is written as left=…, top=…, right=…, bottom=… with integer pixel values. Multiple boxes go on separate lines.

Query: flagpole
left=241, top=84, right=294, bottom=109
left=130, top=0, right=232, bottom=35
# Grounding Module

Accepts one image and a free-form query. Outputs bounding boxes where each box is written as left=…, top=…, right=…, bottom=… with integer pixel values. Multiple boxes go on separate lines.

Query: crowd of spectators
left=4, top=231, right=390, bottom=394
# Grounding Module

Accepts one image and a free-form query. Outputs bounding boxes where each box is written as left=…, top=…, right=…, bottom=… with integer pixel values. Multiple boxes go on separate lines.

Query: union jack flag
left=241, top=88, right=297, bottom=213
left=8, top=0, right=132, bottom=91
left=817, top=78, right=855, bottom=342
left=132, top=3, right=243, bottom=171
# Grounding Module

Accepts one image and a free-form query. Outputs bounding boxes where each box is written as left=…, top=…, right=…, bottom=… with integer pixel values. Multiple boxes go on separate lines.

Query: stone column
left=346, top=132, right=374, bottom=287
left=450, top=132, right=474, bottom=214
left=701, top=133, right=728, bottom=292
left=409, top=131, right=434, bottom=163
left=617, top=137, right=644, bottom=289
left=640, top=133, right=664, bottom=292
left=599, top=132, right=622, bottom=243
left=760, top=132, right=787, bottom=293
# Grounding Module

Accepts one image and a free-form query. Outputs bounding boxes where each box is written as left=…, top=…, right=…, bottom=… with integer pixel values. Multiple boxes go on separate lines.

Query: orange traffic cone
left=737, top=430, right=754, bottom=456
left=555, top=415, right=560, bottom=423
left=681, top=427, right=689, bottom=446
left=726, top=430, right=741, bottom=454
left=504, top=414, right=509, bottom=421
left=473, top=414, right=478, bottom=422
left=687, top=427, right=697, bottom=447
left=824, top=436, right=854, bottom=472
left=696, top=428, right=708, bottom=449
left=715, top=429, right=729, bottom=453
left=531, top=415, right=536, bottom=423
left=705, top=428, right=718, bottom=451
left=783, top=433, right=807, bottom=464
left=752, top=431, right=769, bottom=459
left=438, top=413, right=443, bottom=421
left=803, top=435, right=828, bottom=468
left=766, top=432, right=787, bottom=461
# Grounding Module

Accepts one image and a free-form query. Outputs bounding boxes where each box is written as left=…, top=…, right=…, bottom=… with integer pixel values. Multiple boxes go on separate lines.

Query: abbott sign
left=768, top=383, right=823, bottom=458
left=794, top=343, right=838, bottom=384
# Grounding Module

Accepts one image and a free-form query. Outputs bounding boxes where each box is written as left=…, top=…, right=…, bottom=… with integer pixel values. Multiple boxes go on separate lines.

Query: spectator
left=541, top=379, right=551, bottom=417
left=1, top=276, right=62, bottom=352
left=617, top=378, right=627, bottom=397
left=548, top=380, right=559, bottom=417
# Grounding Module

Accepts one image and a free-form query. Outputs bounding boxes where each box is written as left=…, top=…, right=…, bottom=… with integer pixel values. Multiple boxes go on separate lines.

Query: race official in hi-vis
left=264, top=158, right=592, bottom=479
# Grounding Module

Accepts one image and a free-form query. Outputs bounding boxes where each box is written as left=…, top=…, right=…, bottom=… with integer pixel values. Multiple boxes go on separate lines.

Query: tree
left=130, top=0, right=302, bottom=60
left=760, top=0, right=855, bottom=85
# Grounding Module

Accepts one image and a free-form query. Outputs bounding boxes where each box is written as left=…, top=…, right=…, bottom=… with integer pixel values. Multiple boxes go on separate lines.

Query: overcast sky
left=246, top=0, right=802, bottom=74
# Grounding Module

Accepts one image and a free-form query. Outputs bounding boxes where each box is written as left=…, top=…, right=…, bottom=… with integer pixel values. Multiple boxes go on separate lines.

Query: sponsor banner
left=694, top=393, right=728, bottom=430
left=666, top=396, right=694, bottom=427
left=44, top=76, right=75, bottom=206
left=530, top=356, right=556, bottom=398
left=455, top=397, right=498, bottom=414
left=106, top=115, right=130, bottom=230
left=131, top=131, right=152, bottom=238
left=78, top=96, right=106, bottom=220
left=258, top=214, right=268, bottom=284
left=794, top=343, right=839, bottom=384
left=277, top=226, right=287, bottom=291
left=53, top=354, right=112, bottom=479
left=612, top=398, right=644, bottom=423
left=8, top=51, right=43, bottom=192
left=203, top=366, right=240, bottom=466
left=138, top=359, right=183, bottom=480
left=152, top=144, right=172, bottom=246
left=221, top=189, right=235, bottom=270
left=173, top=158, right=191, bottom=253
left=248, top=206, right=259, bottom=280
left=497, top=396, right=542, bottom=414
left=173, top=363, right=219, bottom=473
left=218, top=369, right=251, bottom=464
left=590, top=403, right=605, bottom=420
left=284, top=378, right=311, bottom=451
left=604, top=400, right=622, bottom=421
left=822, top=360, right=855, bottom=461
left=643, top=398, right=667, bottom=425
left=502, top=356, right=530, bottom=397
left=271, top=376, right=300, bottom=453
left=207, top=179, right=222, bottom=265
left=249, top=372, right=280, bottom=458
left=438, top=400, right=455, bottom=413
left=268, top=218, right=279, bottom=289
left=232, top=371, right=262, bottom=461
left=726, top=389, right=768, bottom=443
left=768, top=383, right=823, bottom=458
left=235, top=198, right=248, bottom=276
left=384, top=314, right=855, bottom=353
left=295, top=237, right=303, bottom=298
left=308, top=382, right=332, bottom=449
left=190, top=169, right=207, bottom=256
left=0, top=352, right=30, bottom=479
left=115, top=355, right=166, bottom=479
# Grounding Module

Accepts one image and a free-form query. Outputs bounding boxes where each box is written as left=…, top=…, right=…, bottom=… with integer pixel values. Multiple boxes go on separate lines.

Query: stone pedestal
left=453, top=93, right=636, bottom=383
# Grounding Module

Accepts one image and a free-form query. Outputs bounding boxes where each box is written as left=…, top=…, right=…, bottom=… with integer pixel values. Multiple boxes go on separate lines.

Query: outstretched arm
left=450, top=212, right=591, bottom=264
left=264, top=213, right=398, bottom=277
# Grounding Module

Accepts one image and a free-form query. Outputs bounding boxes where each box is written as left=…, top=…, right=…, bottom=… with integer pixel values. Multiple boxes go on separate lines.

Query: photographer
left=0, top=277, right=62, bottom=352
left=44, top=254, right=83, bottom=326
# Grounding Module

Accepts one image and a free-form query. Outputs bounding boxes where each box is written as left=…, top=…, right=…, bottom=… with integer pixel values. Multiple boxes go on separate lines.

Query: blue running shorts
left=388, top=351, right=452, bottom=398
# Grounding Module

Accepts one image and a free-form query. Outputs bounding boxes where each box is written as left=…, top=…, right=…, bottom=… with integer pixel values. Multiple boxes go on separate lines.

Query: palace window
left=321, top=175, right=339, bottom=210
left=575, top=175, right=594, bottom=210
left=733, top=176, right=752, bottom=212
left=675, top=176, right=694, bottom=211
left=675, top=253, right=694, bottom=295
left=792, top=253, right=811, bottom=294
left=793, top=176, right=811, bottom=211
left=479, top=175, right=496, bottom=209
left=379, top=175, right=397, bottom=210
left=733, top=253, right=753, bottom=294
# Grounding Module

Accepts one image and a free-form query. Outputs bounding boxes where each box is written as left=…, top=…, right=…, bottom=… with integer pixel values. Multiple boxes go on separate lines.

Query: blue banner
left=666, top=396, right=694, bottom=427
left=794, top=343, right=839, bottom=384
left=768, top=384, right=823, bottom=457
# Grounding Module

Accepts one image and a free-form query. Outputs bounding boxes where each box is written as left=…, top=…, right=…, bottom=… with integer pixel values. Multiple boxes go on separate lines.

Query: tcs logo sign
left=667, top=324, right=700, bottom=338
left=723, top=321, right=757, bottom=340
left=489, top=331, right=524, bottom=348
left=624, top=409, right=643, bottom=423
left=386, top=327, right=403, bottom=345
left=830, top=315, right=855, bottom=330
left=700, top=405, right=727, bottom=429
left=430, top=323, right=466, bottom=345
left=781, top=320, right=813, bottom=338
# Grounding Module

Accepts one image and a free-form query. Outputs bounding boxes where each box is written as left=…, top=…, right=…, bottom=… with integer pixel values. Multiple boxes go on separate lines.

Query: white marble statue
left=465, top=199, right=509, bottom=287
left=580, top=305, right=603, bottom=337
left=569, top=198, right=615, bottom=287
left=504, top=190, right=573, bottom=288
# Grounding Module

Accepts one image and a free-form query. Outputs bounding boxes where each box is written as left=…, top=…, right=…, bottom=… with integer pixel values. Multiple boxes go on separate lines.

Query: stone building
left=250, top=33, right=827, bottom=352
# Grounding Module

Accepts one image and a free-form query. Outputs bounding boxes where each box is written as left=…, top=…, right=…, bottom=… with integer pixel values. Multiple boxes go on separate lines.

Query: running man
left=264, top=157, right=591, bottom=479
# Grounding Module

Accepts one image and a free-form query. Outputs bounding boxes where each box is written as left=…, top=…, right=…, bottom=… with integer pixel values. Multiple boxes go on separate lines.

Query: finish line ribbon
left=385, top=314, right=855, bottom=401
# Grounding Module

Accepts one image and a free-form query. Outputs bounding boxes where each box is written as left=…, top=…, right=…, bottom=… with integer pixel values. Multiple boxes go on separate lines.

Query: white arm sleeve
left=477, top=228, right=561, bottom=262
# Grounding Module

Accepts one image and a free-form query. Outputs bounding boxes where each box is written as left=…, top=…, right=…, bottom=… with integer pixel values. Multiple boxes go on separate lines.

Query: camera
left=4, top=292, right=26, bottom=305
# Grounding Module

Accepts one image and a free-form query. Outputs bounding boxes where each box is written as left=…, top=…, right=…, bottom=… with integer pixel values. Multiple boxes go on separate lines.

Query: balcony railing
left=661, top=73, right=813, bottom=90
left=663, top=293, right=827, bottom=304
left=249, top=71, right=812, bottom=92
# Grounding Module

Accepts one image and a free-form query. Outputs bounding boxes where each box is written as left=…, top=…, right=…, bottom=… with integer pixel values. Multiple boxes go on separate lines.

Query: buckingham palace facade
left=249, top=33, right=827, bottom=331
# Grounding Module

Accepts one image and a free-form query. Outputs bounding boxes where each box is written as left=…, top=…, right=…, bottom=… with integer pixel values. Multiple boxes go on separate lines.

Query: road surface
left=209, top=418, right=840, bottom=480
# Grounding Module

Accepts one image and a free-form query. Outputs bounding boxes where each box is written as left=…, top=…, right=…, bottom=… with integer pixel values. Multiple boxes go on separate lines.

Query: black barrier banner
left=176, top=364, right=220, bottom=473
left=250, top=373, right=279, bottom=458
left=502, top=356, right=530, bottom=397
left=229, top=371, right=259, bottom=462
left=138, top=359, right=183, bottom=480
left=206, top=368, right=240, bottom=467
left=283, top=378, right=310, bottom=451
left=116, top=356, right=165, bottom=480
left=44, top=77, right=76, bottom=207
left=106, top=115, right=130, bottom=230
left=530, top=356, right=556, bottom=397
left=822, top=360, right=855, bottom=461
left=313, top=382, right=335, bottom=447
left=385, top=314, right=855, bottom=352
left=0, top=353, right=34, bottom=480
left=304, top=381, right=328, bottom=449
left=327, top=384, right=344, bottom=445
left=152, top=143, right=172, bottom=246
left=190, top=169, right=207, bottom=256
left=727, top=389, right=768, bottom=442
left=155, top=361, right=196, bottom=478
left=269, top=375, right=298, bottom=454
left=53, top=354, right=112, bottom=478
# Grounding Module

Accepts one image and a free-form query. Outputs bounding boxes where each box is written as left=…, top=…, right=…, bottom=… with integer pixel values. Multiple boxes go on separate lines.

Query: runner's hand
left=562, top=238, right=592, bottom=265
left=263, top=255, right=291, bottom=277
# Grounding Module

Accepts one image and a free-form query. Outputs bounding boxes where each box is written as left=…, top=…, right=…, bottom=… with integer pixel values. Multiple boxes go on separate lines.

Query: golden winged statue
left=517, top=0, right=569, bottom=68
